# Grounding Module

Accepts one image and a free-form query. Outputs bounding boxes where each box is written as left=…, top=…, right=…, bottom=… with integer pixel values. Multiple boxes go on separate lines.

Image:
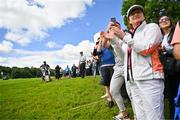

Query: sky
left=0, top=0, right=126, bottom=69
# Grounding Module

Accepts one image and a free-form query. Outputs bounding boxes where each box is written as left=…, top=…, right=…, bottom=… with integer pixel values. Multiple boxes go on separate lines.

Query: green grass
left=0, top=76, right=170, bottom=120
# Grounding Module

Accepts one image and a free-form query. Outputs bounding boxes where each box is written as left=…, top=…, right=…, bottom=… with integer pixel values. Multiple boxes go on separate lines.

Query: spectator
left=92, top=37, right=102, bottom=79
left=171, top=19, right=180, bottom=120
left=55, top=65, right=60, bottom=80
left=109, top=5, right=164, bottom=120
left=172, top=20, right=180, bottom=60
left=96, top=32, right=115, bottom=108
left=85, top=60, right=92, bottom=76
left=79, top=51, right=86, bottom=78
left=64, top=65, right=71, bottom=78
left=101, top=21, right=130, bottom=119
left=40, top=61, right=50, bottom=81
left=158, top=16, right=179, bottom=119
left=91, top=59, right=97, bottom=78
left=59, top=67, right=63, bottom=79
left=71, top=64, right=77, bottom=78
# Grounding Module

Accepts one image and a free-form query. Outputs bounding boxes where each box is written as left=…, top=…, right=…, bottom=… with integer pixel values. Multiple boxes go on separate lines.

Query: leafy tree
left=30, top=67, right=41, bottom=77
left=0, top=66, right=11, bottom=78
left=122, top=0, right=180, bottom=26
left=11, top=68, right=21, bottom=79
left=0, top=66, right=47, bottom=79
left=50, top=69, right=55, bottom=76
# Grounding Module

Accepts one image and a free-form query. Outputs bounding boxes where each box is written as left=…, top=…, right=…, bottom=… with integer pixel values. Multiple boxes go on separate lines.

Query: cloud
left=0, top=0, right=93, bottom=46
left=0, top=40, right=13, bottom=53
left=46, top=41, right=58, bottom=48
left=0, top=40, right=95, bottom=69
left=0, top=57, right=8, bottom=63
left=5, top=31, right=32, bottom=46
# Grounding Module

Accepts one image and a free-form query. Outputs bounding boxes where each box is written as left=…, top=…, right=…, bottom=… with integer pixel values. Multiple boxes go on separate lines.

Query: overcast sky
left=0, top=0, right=125, bottom=69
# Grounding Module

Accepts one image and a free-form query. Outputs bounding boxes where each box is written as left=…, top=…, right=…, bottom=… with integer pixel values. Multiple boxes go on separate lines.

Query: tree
left=0, top=66, right=11, bottom=79
left=122, top=0, right=180, bottom=26
left=30, top=67, right=41, bottom=77
left=0, top=65, right=46, bottom=79
left=11, top=67, right=21, bottom=79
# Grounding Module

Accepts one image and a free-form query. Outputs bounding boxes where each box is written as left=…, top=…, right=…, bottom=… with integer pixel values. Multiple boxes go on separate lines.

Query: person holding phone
left=95, top=32, right=115, bottom=108
left=107, top=5, right=164, bottom=120
left=100, top=20, right=131, bottom=120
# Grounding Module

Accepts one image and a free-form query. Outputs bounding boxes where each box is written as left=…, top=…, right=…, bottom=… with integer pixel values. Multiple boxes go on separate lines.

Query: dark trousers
left=72, top=71, right=76, bottom=78
left=80, top=63, right=85, bottom=78
left=164, top=72, right=180, bottom=119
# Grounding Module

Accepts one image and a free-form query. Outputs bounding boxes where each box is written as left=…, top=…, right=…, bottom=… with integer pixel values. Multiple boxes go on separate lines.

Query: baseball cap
left=126, top=5, right=144, bottom=18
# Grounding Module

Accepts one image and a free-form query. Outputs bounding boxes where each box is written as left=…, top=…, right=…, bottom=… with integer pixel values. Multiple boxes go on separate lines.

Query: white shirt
left=79, top=56, right=86, bottom=64
left=161, top=33, right=173, bottom=51
left=161, top=34, right=169, bottom=48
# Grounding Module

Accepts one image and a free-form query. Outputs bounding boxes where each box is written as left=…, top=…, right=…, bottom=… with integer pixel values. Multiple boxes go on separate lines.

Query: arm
left=171, top=21, right=180, bottom=60
left=173, top=44, right=180, bottom=60
left=97, top=39, right=102, bottom=52
left=123, top=23, right=162, bottom=56
left=91, top=47, right=100, bottom=61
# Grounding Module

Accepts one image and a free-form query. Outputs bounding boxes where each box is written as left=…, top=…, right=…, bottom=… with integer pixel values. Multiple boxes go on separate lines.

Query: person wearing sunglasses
left=159, top=16, right=174, bottom=53
left=159, top=16, right=180, bottom=119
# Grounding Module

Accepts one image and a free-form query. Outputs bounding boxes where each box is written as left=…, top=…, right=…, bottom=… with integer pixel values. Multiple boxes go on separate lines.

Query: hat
left=126, top=5, right=144, bottom=18
left=93, top=32, right=101, bottom=43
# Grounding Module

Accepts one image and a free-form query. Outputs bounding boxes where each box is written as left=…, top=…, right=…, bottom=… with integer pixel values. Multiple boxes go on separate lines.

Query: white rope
left=69, top=99, right=104, bottom=111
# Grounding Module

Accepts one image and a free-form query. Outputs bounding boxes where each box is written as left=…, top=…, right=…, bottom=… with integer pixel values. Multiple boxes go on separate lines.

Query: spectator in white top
left=79, top=51, right=86, bottom=78
left=107, top=4, right=164, bottom=120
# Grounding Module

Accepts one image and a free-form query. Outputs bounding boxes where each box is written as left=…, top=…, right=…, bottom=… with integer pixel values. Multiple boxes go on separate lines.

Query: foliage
left=0, top=66, right=53, bottom=79
left=0, top=76, right=170, bottom=119
left=11, top=67, right=32, bottom=78
left=0, top=66, right=11, bottom=78
left=122, top=0, right=180, bottom=26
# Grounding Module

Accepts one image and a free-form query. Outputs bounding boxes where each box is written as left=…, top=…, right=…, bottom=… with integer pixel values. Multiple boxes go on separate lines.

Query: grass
left=0, top=76, right=170, bottom=120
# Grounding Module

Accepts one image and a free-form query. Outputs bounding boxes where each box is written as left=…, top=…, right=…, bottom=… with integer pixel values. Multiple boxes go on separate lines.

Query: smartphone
left=110, top=17, right=116, bottom=23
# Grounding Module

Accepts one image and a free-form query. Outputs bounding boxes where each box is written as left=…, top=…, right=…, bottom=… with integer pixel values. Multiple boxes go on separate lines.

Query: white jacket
left=123, top=21, right=164, bottom=81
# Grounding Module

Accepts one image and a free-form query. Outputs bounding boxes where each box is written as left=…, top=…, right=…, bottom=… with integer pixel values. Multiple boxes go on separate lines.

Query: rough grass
left=0, top=76, right=170, bottom=120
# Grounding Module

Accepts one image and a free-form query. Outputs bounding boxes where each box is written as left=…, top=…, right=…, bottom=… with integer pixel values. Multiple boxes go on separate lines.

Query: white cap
left=93, top=32, right=101, bottom=43
left=126, top=5, right=144, bottom=18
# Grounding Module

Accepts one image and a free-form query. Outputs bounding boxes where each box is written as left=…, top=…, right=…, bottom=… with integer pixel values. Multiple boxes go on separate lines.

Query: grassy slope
left=0, top=76, right=169, bottom=120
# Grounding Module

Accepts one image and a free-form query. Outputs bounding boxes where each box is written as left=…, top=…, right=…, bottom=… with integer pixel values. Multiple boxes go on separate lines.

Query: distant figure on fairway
left=71, top=64, right=77, bottom=78
left=64, top=65, right=71, bottom=78
left=55, top=65, right=61, bottom=80
left=40, top=61, right=50, bottom=82
left=59, top=66, right=63, bottom=79
left=79, top=51, right=86, bottom=78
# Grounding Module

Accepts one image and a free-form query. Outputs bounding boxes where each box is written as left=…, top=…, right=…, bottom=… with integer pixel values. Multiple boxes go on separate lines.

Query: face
left=159, top=16, right=171, bottom=29
left=128, top=9, right=145, bottom=26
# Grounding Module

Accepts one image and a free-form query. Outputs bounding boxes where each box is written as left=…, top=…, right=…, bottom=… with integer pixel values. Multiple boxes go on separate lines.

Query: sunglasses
left=159, top=17, right=170, bottom=24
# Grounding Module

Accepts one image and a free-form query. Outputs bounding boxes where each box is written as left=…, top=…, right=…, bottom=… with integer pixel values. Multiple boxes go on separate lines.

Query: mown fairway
left=0, top=76, right=169, bottom=120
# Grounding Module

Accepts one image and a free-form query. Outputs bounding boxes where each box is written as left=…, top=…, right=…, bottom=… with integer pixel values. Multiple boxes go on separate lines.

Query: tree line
left=0, top=66, right=55, bottom=79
